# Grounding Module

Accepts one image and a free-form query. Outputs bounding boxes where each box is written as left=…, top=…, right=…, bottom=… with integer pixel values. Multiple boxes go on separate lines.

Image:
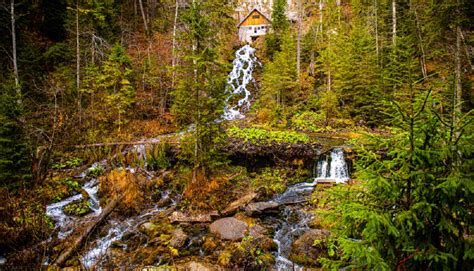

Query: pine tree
left=171, top=1, right=229, bottom=180
left=266, top=0, right=290, bottom=58
left=0, top=85, right=31, bottom=188
left=318, top=87, right=474, bottom=270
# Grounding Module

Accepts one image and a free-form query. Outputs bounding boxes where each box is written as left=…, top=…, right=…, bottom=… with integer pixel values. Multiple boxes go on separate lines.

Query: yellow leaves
left=121, top=78, right=131, bottom=85
left=168, top=246, right=179, bottom=257
left=99, top=169, right=145, bottom=211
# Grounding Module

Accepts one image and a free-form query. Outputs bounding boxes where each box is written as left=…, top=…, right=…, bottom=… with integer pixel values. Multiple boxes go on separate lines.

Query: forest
left=0, top=0, right=473, bottom=269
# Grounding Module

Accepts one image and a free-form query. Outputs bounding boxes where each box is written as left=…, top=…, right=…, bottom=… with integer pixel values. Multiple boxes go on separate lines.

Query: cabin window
left=252, top=15, right=260, bottom=19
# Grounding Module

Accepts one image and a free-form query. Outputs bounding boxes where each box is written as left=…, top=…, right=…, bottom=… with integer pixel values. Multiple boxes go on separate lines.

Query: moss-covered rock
left=289, top=229, right=330, bottom=267
left=63, top=198, right=91, bottom=216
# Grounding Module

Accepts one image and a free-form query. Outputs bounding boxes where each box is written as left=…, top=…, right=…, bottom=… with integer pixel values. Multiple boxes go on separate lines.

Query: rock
left=178, top=261, right=221, bottom=271
left=249, top=224, right=267, bottom=239
left=157, top=196, right=172, bottom=208
left=139, top=222, right=156, bottom=232
left=222, top=192, right=257, bottom=215
left=170, top=211, right=214, bottom=223
left=210, top=217, right=249, bottom=241
left=289, top=229, right=330, bottom=267
left=169, top=228, right=188, bottom=248
left=244, top=201, right=280, bottom=215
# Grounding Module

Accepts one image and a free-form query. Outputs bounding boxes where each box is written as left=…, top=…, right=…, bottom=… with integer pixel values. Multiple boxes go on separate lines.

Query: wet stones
left=170, top=211, right=216, bottom=223
left=244, top=201, right=280, bottom=215
left=289, top=229, right=330, bottom=267
left=221, top=192, right=258, bottom=215
left=169, top=228, right=188, bottom=248
left=209, top=217, right=249, bottom=241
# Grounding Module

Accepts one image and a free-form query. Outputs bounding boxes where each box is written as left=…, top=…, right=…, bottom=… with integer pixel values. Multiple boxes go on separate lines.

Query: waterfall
left=46, top=178, right=102, bottom=240
left=223, top=45, right=259, bottom=120
left=271, top=148, right=349, bottom=270
left=315, top=148, right=349, bottom=183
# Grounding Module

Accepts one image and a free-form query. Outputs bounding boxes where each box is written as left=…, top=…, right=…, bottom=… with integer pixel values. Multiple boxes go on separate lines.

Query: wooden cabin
left=238, top=9, right=271, bottom=43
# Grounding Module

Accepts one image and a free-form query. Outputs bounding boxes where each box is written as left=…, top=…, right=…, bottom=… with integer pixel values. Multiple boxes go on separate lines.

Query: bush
left=291, top=111, right=326, bottom=132
left=227, top=127, right=310, bottom=145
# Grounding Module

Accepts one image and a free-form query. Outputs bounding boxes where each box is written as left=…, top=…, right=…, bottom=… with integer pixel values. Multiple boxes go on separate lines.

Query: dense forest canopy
left=0, top=0, right=472, bottom=269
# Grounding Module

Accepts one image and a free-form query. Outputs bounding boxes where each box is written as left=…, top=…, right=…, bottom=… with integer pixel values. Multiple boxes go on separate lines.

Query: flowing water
left=46, top=163, right=104, bottom=239
left=223, top=45, right=259, bottom=120
left=81, top=191, right=175, bottom=269
left=315, top=148, right=350, bottom=184
left=272, top=148, right=350, bottom=270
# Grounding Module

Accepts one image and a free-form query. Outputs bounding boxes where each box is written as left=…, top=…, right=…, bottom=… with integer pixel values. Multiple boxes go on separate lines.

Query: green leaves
left=227, top=127, right=310, bottom=145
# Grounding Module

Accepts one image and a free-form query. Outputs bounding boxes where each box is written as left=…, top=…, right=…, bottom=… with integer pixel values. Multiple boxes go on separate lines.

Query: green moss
left=251, top=167, right=286, bottom=196
left=227, top=127, right=310, bottom=145
left=291, top=111, right=326, bottom=132
left=63, top=199, right=91, bottom=216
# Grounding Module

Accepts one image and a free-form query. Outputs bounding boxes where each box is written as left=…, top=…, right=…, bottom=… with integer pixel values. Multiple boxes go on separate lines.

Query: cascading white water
left=271, top=148, right=349, bottom=269
left=315, top=148, right=349, bottom=183
left=223, top=45, right=259, bottom=120
left=80, top=191, right=176, bottom=268
left=46, top=164, right=103, bottom=239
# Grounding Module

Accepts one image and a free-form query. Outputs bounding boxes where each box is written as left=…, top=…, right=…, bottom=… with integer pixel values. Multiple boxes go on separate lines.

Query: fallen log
left=53, top=195, right=123, bottom=267
left=74, top=140, right=180, bottom=148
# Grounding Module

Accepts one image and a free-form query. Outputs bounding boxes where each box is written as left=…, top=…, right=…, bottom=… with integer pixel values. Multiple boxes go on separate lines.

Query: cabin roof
left=237, top=8, right=271, bottom=28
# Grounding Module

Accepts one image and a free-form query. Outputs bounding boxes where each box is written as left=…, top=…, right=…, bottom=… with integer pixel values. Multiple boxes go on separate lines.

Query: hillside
left=0, top=0, right=473, bottom=269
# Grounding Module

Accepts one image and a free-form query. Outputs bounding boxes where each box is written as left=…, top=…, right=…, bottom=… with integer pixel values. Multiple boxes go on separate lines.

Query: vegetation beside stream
left=1, top=0, right=473, bottom=269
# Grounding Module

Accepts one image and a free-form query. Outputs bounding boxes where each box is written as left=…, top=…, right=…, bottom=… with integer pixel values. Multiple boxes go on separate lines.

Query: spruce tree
left=0, top=85, right=31, bottom=188
left=318, top=87, right=474, bottom=270
left=171, top=1, right=228, bottom=180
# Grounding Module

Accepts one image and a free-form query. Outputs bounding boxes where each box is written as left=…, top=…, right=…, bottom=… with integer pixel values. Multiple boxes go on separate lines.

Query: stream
left=271, top=148, right=350, bottom=270
left=45, top=147, right=349, bottom=269
left=43, top=45, right=350, bottom=269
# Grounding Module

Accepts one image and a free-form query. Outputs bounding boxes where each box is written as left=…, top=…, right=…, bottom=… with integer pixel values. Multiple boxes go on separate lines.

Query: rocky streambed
left=35, top=146, right=350, bottom=270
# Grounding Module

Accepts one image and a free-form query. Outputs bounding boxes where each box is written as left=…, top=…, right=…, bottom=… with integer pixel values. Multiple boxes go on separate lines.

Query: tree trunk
left=296, top=0, right=302, bottom=82
left=76, top=0, right=82, bottom=125
left=171, top=0, right=179, bottom=88
left=414, top=10, right=427, bottom=78
left=392, top=0, right=397, bottom=46
left=454, top=25, right=462, bottom=126
left=11, top=0, right=20, bottom=104
left=138, top=0, right=148, bottom=32
left=374, top=0, right=379, bottom=63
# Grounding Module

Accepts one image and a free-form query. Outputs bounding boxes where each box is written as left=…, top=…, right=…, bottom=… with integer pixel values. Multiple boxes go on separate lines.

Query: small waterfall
left=272, top=207, right=312, bottom=271
left=271, top=148, right=349, bottom=269
left=46, top=164, right=103, bottom=239
left=81, top=191, right=176, bottom=268
left=223, top=45, right=259, bottom=120
left=315, top=148, right=349, bottom=183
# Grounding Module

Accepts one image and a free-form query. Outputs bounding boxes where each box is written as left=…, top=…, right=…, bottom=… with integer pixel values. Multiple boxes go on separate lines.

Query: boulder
left=169, top=228, right=188, bottom=248
left=139, top=222, right=157, bottom=234
left=289, top=229, right=330, bottom=267
left=209, top=217, right=248, bottom=241
left=221, top=192, right=257, bottom=215
left=249, top=224, right=267, bottom=239
left=244, top=201, right=280, bottom=215
left=177, top=261, right=221, bottom=271
left=170, top=211, right=216, bottom=223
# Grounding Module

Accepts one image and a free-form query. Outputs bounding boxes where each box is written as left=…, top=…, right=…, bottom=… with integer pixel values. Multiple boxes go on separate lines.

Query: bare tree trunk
left=454, top=25, right=462, bottom=125
left=76, top=0, right=82, bottom=125
left=11, top=0, right=20, bottom=104
left=296, top=0, right=302, bottom=82
left=414, top=9, right=427, bottom=78
left=172, top=0, right=179, bottom=88
left=138, top=0, right=148, bottom=32
left=374, top=0, right=379, bottom=63
left=319, top=0, right=323, bottom=33
left=392, top=0, right=397, bottom=46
